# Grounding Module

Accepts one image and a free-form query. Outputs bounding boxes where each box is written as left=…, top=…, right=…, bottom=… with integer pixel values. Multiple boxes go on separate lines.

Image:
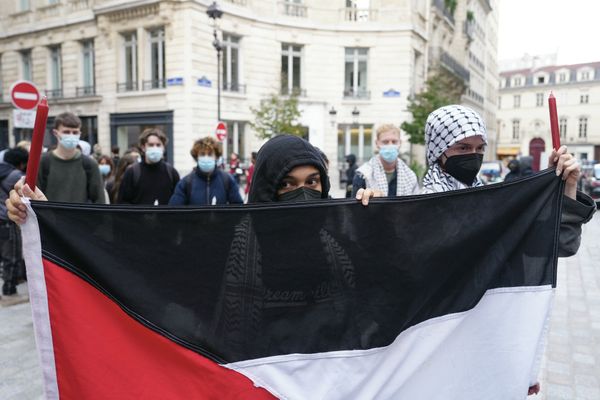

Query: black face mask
left=443, top=153, right=484, bottom=186
left=277, top=187, right=322, bottom=202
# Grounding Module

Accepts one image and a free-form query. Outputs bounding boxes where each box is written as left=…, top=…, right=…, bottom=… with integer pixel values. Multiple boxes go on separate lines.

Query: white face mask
left=145, top=147, right=164, bottom=163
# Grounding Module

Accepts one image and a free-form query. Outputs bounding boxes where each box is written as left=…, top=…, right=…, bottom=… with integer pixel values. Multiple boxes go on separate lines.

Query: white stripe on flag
left=21, top=198, right=59, bottom=400
left=225, top=286, right=554, bottom=400
left=14, top=92, right=38, bottom=100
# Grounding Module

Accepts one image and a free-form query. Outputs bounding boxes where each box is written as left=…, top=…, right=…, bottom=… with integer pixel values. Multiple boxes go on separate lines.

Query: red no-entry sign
left=216, top=121, right=227, bottom=142
left=10, top=80, right=41, bottom=110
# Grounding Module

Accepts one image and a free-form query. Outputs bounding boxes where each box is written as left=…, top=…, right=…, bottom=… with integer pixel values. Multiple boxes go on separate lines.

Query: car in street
left=584, top=163, right=600, bottom=207
left=479, top=160, right=504, bottom=184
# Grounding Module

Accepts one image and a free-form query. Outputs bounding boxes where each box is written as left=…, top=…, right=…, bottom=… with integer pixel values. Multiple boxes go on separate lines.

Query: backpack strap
left=183, top=171, right=195, bottom=204
left=132, top=162, right=142, bottom=189
left=40, top=153, right=51, bottom=192
left=80, top=155, right=94, bottom=202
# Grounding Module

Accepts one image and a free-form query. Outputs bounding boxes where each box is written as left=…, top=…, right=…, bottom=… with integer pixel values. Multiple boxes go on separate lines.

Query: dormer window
left=513, top=77, right=522, bottom=86
left=537, top=76, right=545, bottom=84
left=559, top=73, right=566, bottom=82
left=581, top=71, right=590, bottom=80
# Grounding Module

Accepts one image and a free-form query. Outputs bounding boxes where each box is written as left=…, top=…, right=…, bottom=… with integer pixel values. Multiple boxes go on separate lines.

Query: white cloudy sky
left=498, top=0, right=600, bottom=64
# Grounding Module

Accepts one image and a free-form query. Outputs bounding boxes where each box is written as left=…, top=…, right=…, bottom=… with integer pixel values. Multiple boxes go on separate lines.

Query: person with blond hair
left=351, top=124, right=419, bottom=198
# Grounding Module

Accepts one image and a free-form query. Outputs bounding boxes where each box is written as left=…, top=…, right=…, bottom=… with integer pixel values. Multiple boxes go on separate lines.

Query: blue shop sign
left=383, top=89, right=401, bottom=98
left=167, top=77, right=184, bottom=86
left=197, top=76, right=212, bottom=87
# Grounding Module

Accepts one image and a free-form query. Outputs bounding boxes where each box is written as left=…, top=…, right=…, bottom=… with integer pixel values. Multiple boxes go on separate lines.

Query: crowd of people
left=2, top=106, right=596, bottom=298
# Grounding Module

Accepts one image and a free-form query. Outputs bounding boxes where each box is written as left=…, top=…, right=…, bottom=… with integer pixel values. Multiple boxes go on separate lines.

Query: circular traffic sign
left=10, top=80, right=41, bottom=110
left=216, top=121, right=227, bottom=142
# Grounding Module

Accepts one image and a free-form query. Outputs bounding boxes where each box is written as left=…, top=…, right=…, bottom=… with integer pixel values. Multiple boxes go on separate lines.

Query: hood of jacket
left=248, top=135, right=330, bottom=203
left=0, top=162, right=15, bottom=182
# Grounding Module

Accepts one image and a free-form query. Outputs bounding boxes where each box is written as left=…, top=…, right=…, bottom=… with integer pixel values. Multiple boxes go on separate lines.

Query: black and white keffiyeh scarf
left=422, top=105, right=488, bottom=194
left=357, top=156, right=418, bottom=196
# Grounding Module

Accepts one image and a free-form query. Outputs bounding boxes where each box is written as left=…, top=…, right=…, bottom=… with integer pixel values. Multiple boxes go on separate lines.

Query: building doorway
left=529, top=138, right=545, bottom=172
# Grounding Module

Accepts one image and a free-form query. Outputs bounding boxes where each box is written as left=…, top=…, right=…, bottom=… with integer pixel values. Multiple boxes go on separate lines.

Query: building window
left=344, top=48, right=369, bottom=98
left=581, top=71, right=590, bottom=81
left=578, top=117, right=588, bottom=139
left=281, top=0, right=306, bottom=17
left=222, top=33, right=242, bottom=92
left=20, top=50, right=32, bottom=81
left=281, top=44, right=303, bottom=96
left=536, top=93, right=544, bottom=107
left=119, top=32, right=138, bottom=92
left=537, top=76, right=545, bottom=84
left=498, top=96, right=501, bottom=109
left=580, top=94, right=589, bottom=104
left=47, top=46, right=62, bottom=99
left=559, top=72, right=566, bottom=82
left=48, top=0, right=58, bottom=4
left=78, top=40, right=95, bottom=96
left=144, top=27, right=166, bottom=90
left=337, top=123, right=373, bottom=165
left=512, top=120, right=520, bottom=140
left=513, top=77, right=522, bottom=86
left=19, top=0, right=30, bottom=11
left=513, top=95, right=520, bottom=108
left=559, top=117, right=567, bottom=139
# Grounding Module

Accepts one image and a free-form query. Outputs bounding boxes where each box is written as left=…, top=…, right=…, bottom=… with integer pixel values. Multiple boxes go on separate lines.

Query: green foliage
left=409, top=160, right=426, bottom=180
left=249, top=94, right=304, bottom=140
left=401, top=68, right=465, bottom=145
left=444, top=0, right=457, bottom=15
left=466, top=10, right=475, bottom=22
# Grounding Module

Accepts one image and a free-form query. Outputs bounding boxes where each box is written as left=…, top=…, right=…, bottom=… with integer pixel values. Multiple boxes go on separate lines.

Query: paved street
left=0, top=212, right=598, bottom=399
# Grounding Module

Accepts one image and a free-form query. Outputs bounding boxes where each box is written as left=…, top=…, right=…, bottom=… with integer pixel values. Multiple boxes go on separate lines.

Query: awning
left=497, top=146, right=520, bottom=156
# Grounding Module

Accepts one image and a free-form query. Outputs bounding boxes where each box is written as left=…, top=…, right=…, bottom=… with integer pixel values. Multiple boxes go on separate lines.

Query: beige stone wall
left=0, top=0, right=499, bottom=183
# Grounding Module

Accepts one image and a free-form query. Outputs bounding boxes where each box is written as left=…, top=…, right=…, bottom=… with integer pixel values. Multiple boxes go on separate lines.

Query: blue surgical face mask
left=145, top=146, right=164, bottom=163
left=59, top=134, right=80, bottom=150
left=379, top=145, right=399, bottom=163
left=198, top=156, right=216, bottom=173
left=98, top=164, right=111, bottom=176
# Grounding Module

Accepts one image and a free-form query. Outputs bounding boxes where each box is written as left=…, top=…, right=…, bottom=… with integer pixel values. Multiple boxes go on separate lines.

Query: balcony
left=45, top=88, right=63, bottom=99
left=281, top=87, right=307, bottom=97
left=343, top=88, right=371, bottom=100
left=279, top=1, right=307, bottom=17
left=143, top=79, right=166, bottom=90
left=223, top=82, right=246, bottom=94
left=117, top=81, right=138, bottom=92
left=432, top=0, right=455, bottom=25
left=431, top=48, right=470, bottom=83
left=76, top=85, right=96, bottom=97
left=342, top=7, right=377, bottom=22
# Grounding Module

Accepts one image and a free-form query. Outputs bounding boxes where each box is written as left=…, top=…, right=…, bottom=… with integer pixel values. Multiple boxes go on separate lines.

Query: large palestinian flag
left=21, top=170, right=564, bottom=400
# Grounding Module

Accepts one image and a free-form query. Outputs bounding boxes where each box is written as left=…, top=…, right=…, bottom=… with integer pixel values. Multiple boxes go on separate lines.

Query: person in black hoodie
left=0, top=147, right=29, bottom=296
left=212, top=135, right=365, bottom=358
left=344, top=154, right=358, bottom=198
left=248, top=134, right=330, bottom=203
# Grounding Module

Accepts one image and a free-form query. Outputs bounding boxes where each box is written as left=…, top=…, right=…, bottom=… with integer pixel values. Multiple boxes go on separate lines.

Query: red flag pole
left=25, top=97, right=49, bottom=192
left=548, top=92, right=561, bottom=150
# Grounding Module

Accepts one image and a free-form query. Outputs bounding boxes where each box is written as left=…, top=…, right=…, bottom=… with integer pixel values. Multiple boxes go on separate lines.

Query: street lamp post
left=207, top=2, right=223, bottom=122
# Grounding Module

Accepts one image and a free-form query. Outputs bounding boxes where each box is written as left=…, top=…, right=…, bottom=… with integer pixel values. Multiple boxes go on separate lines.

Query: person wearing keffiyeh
left=351, top=124, right=419, bottom=199
left=422, top=104, right=595, bottom=258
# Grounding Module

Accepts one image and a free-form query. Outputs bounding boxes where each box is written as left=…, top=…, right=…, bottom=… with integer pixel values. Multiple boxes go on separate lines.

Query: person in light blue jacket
left=169, top=137, right=243, bottom=206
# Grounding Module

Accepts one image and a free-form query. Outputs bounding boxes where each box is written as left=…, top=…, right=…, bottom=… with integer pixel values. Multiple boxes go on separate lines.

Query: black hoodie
left=248, top=135, right=330, bottom=203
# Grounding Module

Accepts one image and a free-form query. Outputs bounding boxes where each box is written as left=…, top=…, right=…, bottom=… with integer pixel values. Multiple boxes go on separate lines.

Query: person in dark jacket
left=117, top=128, right=180, bottom=205
left=0, top=147, right=28, bottom=296
left=344, top=154, right=358, bottom=198
left=169, top=136, right=242, bottom=205
left=503, top=159, right=521, bottom=182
